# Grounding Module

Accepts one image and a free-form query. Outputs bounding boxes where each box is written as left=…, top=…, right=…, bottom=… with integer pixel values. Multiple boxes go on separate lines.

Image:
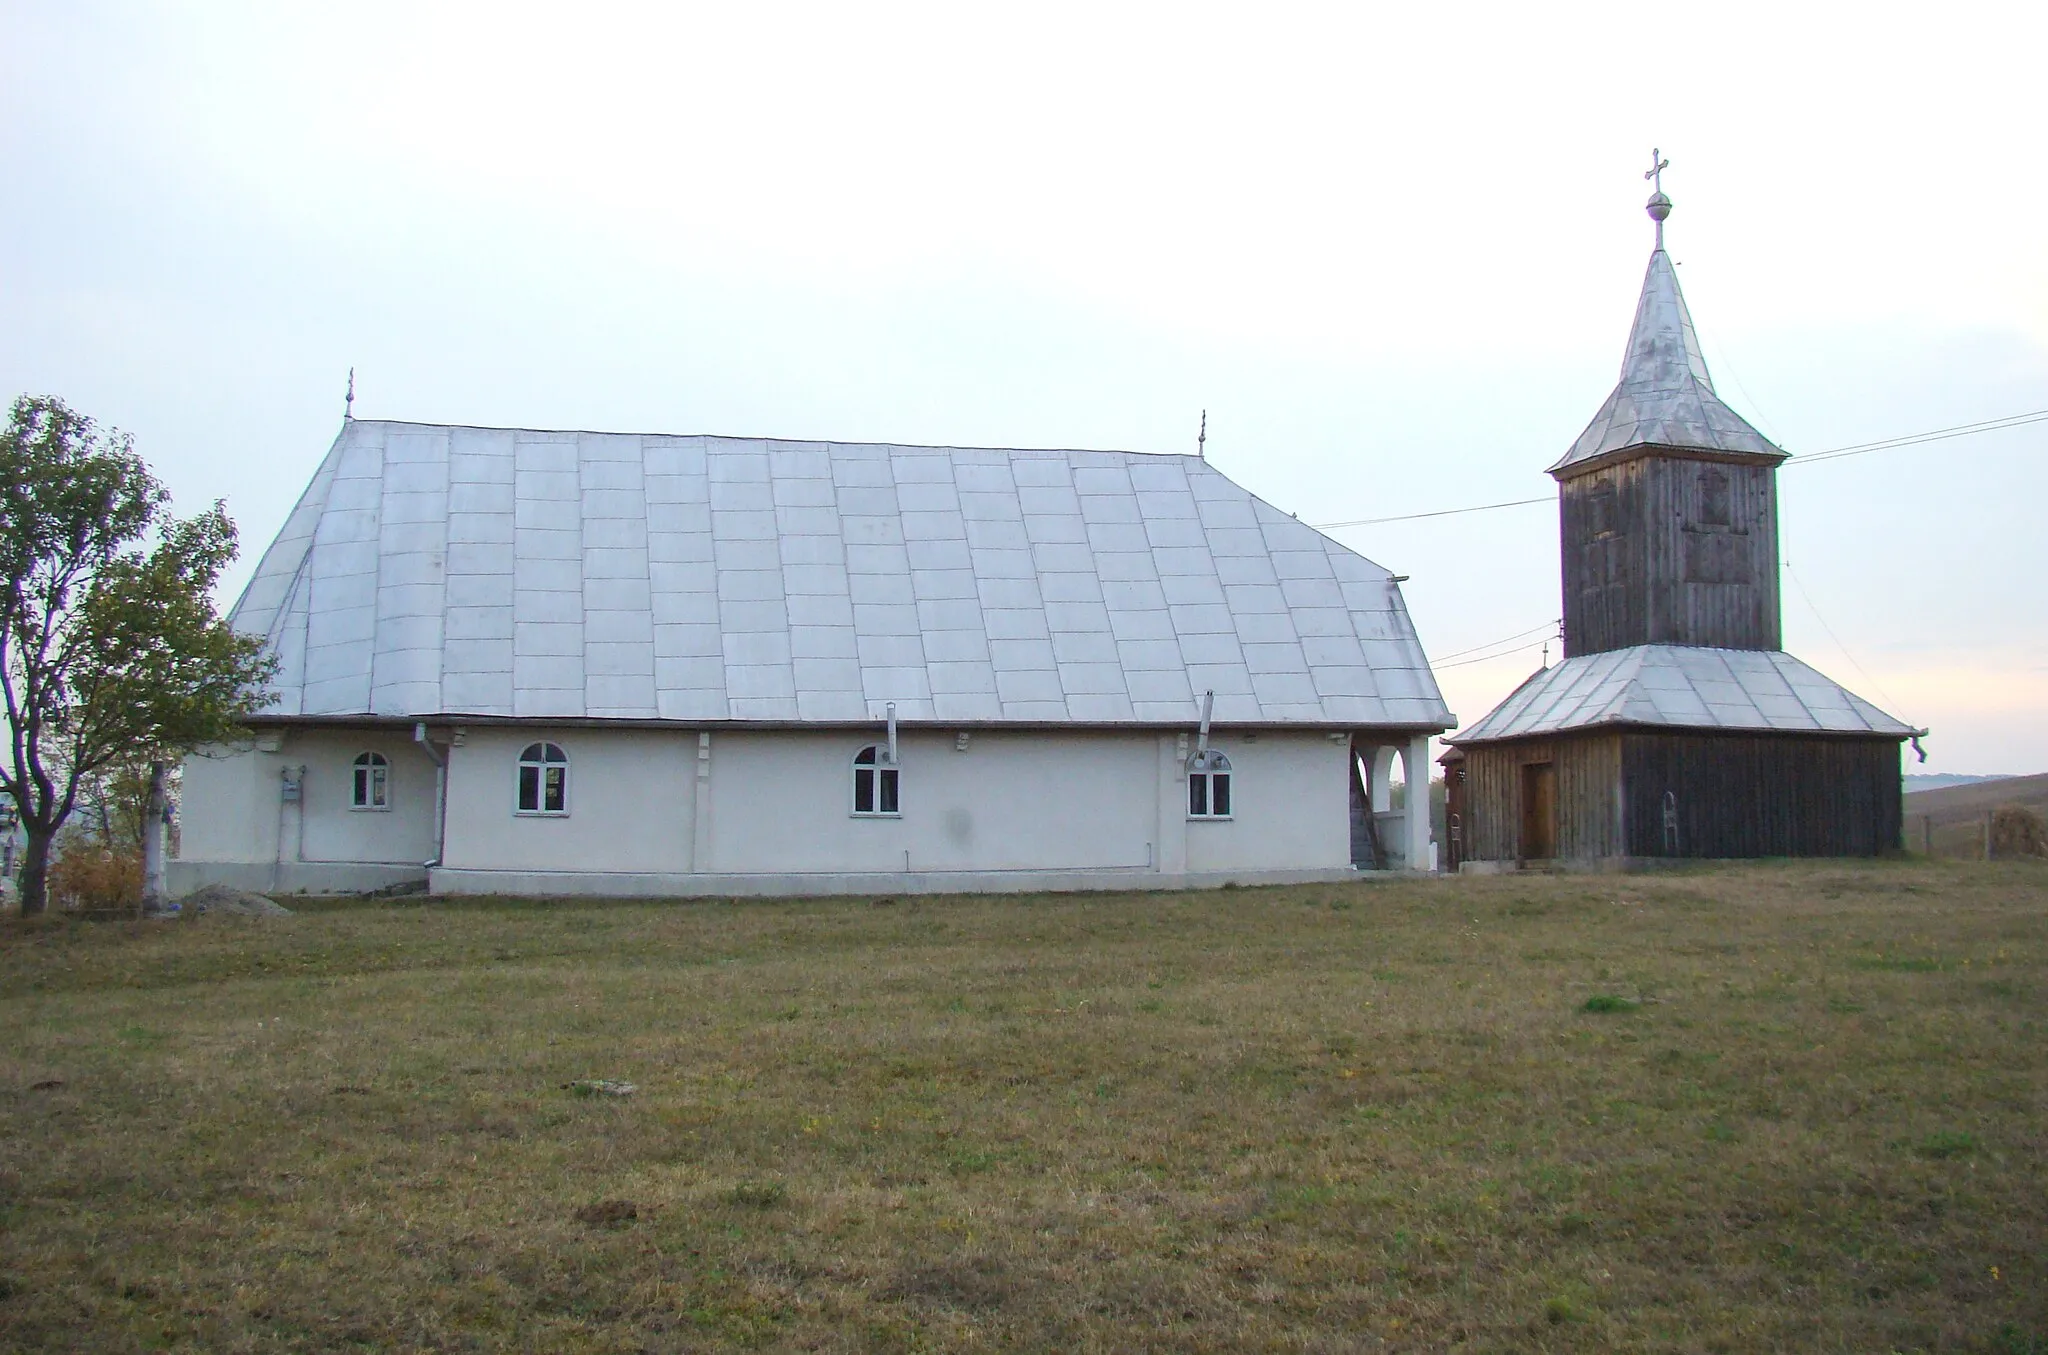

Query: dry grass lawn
left=3, top=861, right=2045, bottom=1352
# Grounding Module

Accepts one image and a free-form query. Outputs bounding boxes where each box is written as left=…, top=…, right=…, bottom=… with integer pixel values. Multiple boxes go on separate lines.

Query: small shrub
left=47, top=844, right=143, bottom=914
left=1543, top=1296, right=1576, bottom=1324
left=1581, top=994, right=1638, bottom=1014
left=1991, top=805, right=2048, bottom=859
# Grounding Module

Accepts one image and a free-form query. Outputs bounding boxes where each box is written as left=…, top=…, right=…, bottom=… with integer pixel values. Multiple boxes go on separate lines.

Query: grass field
left=3, top=862, right=2045, bottom=1353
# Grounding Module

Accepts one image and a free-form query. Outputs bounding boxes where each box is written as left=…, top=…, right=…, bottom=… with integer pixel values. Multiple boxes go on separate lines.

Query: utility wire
left=1315, top=496, right=1549, bottom=531
left=1309, top=407, right=2045, bottom=531
left=1431, top=618, right=1560, bottom=664
left=1435, top=636, right=1556, bottom=670
left=1785, top=408, right=2048, bottom=466
left=1782, top=559, right=1907, bottom=718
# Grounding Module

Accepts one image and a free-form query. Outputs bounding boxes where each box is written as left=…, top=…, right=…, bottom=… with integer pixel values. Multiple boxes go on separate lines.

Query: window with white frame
left=517, top=742, right=569, bottom=814
left=351, top=752, right=390, bottom=810
left=1188, top=749, right=1232, bottom=818
left=851, top=744, right=899, bottom=816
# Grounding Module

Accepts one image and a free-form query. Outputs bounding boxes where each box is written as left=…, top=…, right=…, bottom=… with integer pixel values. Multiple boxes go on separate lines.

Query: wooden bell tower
left=1550, top=152, right=1788, bottom=659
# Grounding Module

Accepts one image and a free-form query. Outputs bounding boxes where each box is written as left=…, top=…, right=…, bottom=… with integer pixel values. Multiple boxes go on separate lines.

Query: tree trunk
left=18, top=825, right=54, bottom=917
left=141, top=760, right=169, bottom=916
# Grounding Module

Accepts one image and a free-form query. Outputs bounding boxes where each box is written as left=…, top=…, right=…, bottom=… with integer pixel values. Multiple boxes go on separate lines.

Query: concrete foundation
left=168, top=859, right=429, bottom=897
left=429, top=865, right=1387, bottom=898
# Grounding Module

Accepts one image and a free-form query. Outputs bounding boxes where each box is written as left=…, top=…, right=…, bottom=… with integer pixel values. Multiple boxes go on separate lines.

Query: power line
left=1436, top=637, right=1555, bottom=670
left=1785, top=408, right=2048, bottom=466
left=1309, top=407, right=2045, bottom=531
left=1432, top=618, right=1560, bottom=664
left=1315, top=496, right=1549, bottom=531
left=1782, top=559, right=1907, bottom=719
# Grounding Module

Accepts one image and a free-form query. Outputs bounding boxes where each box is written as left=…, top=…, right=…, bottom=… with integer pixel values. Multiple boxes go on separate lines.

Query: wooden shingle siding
left=1560, top=455, right=1780, bottom=657
left=1622, top=732, right=1901, bottom=858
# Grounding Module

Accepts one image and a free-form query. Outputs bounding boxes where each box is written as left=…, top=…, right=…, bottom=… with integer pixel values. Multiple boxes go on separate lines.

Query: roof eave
left=1449, top=718, right=1911, bottom=746
left=240, top=712, right=1457, bottom=735
left=1548, top=440, right=1790, bottom=481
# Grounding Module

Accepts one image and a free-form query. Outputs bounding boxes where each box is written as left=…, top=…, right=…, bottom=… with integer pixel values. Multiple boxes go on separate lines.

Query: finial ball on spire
left=1646, top=191, right=1672, bottom=223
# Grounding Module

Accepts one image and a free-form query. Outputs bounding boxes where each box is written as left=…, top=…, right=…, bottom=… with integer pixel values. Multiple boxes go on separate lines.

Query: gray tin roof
left=1549, top=249, right=1785, bottom=476
left=232, top=421, right=1452, bottom=729
left=1449, top=645, right=1914, bottom=744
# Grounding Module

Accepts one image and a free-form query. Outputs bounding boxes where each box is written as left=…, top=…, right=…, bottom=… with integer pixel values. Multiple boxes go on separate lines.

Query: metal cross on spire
left=1643, top=148, right=1673, bottom=249
left=344, top=367, right=356, bottom=422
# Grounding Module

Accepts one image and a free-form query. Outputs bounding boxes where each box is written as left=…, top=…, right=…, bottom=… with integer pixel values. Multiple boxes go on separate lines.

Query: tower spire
left=1644, top=148, right=1672, bottom=251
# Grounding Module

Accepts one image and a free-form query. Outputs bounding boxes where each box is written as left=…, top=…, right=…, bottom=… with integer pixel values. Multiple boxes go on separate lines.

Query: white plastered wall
left=705, top=729, right=1158, bottom=874
left=435, top=724, right=1352, bottom=879
left=1181, top=731, right=1352, bottom=873
left=178, top=730, right=439, bottom=866
left=172, top=729, right=440, bottom=894
left=179, top=722, right=1415, bottom=892
left=440, top=726, right=697, bottom=873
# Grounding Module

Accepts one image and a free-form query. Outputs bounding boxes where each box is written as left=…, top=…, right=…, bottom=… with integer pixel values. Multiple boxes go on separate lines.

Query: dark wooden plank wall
left=1622, top=732, right=1903, bottom=858
left=1560, top=454, right=1781, bottom=656
left=1458, top=733, right=1623, bottom=862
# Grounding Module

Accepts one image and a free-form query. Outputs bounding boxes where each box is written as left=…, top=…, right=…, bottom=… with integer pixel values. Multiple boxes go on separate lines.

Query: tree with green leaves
left=0, top=395, right=275, bottom=916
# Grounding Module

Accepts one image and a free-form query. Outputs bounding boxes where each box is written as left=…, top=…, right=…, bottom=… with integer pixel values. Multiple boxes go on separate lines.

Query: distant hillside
left=1903, top=772, right=2048, bottom=857
left=1904, top=773, right=2019, bottom=792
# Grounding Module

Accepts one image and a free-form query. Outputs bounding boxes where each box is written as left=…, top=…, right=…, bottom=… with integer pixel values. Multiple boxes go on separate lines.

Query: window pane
left=1189, top=775, right=1208, bottom=817
left=520, top=743, right=544, bottom=763
left=879, top=768, right=898, bottom=815
left=855, top=746, right=876, bottom=765
left=518, top=765, right=539, bottom=812
left=544, top=743, right=566, bottom=764
left=544, top=766, right=565, bottom=812
left=353, top=767, right=369, bottom=807
left=371, top=768, right=387, bottom=808
left=854, top=767, right=874, bottom=813
left=1212, top=773, right=1230, bottom=817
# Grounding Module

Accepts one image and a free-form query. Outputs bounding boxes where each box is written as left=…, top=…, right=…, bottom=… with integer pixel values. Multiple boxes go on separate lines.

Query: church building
left=1445, top=168, right=1917, bottom=867
left=172, top=425, right=1451, bottom=896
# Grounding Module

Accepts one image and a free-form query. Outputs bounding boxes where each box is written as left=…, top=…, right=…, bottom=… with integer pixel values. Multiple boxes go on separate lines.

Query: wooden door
left=1520, top=762, right=1557, bottom=861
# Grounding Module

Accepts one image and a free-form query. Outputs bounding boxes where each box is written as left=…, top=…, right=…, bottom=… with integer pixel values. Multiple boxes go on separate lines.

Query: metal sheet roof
left=232, top=421, right=1452, bottom=729
left=1549, top=250, right=1785, bottom=475
left=1449, top=645, right=1914, bottom=744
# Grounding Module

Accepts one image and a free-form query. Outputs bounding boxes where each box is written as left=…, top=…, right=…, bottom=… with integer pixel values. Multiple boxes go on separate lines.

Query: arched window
left=351, top=752, right=389, bottom=810
left=1188, top=749, right=1232, bottom=819
left=517, top=742, right=569, bottom=814
left=851, top=745, right=899, bottom=816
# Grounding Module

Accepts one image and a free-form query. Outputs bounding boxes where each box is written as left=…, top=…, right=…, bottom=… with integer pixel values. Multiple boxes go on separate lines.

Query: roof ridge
left=344, top=417, right=1198, bottom=461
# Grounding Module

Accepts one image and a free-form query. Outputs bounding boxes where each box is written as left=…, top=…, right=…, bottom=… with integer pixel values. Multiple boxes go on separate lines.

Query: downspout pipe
left=885, top=702, right=898, bottom=765
left=1196, top=689, right=1214, bottom=759
left=414, top=722, right=447, bottom=868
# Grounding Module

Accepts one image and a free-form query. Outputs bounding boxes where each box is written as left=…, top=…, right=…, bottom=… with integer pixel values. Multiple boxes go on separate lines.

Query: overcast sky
left=4, top=1, right=2042, bottom=775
